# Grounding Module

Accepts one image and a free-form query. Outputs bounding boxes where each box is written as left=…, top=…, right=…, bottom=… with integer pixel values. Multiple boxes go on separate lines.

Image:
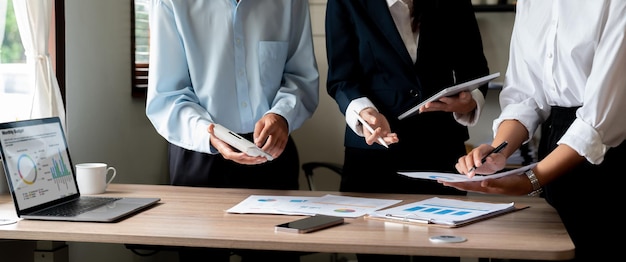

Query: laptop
left=0, top=117, right=160, bottom=222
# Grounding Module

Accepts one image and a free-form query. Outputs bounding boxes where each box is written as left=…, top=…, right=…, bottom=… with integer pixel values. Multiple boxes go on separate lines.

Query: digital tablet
left=398, top=72, right=500, bottom=120
left=212, top=124, right=274, bottom=161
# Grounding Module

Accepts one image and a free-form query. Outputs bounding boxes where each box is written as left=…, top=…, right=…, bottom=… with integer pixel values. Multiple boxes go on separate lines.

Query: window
left=132, top=0, right=150, bottom=98
left=0, top=0, right=29, bottom=122
left=0, top=0, right=65, bottom=122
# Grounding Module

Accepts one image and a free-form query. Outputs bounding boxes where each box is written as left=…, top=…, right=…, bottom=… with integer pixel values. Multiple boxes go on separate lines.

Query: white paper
left=369, top=197, right=515, bottom=226
left=226, top=195, right=320, bottom=215
left=227, top=194, right=402, bottom=218
left=281, top=194, right=402, bottom=218
left=398, top=163, right=537, bottom=182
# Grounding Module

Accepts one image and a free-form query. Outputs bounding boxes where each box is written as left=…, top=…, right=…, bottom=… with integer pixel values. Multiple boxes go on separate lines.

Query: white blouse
left=496, top=0, right=626, bottom=164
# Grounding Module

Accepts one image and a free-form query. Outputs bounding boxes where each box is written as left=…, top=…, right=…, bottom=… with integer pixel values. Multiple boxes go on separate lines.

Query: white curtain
left=0, top=0, right=7, bottom=55
left=13, top=0, right=66, bottom=129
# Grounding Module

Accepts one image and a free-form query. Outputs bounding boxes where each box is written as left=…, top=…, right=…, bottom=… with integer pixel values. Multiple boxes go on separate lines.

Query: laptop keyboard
left=33, top=197, right=122, bottom=217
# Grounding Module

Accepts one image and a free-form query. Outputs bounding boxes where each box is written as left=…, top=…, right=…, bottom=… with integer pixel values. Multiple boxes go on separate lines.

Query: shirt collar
left=387, top=0, right=412, bottom=8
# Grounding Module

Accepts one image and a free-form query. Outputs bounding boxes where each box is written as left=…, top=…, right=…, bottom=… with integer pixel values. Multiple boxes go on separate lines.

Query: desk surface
left=0, top=184, right=574, bottom=260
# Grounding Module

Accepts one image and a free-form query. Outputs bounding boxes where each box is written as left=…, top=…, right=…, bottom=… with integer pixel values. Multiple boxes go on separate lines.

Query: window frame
left=131, top=0, right=149, bottom=98
left=54, top=0, right=65, bottom=104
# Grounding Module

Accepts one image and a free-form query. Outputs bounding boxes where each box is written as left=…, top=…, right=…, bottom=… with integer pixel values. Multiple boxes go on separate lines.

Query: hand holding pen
left=353, top=110, right=388, bottom=148
left=353, top=110, right=398, bottom=148
left=467, top=141, right=508, bottom=174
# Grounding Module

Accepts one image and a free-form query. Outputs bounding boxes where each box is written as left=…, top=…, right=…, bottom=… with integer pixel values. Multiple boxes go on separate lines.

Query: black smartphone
left=275, top=215, right=344, bottom=234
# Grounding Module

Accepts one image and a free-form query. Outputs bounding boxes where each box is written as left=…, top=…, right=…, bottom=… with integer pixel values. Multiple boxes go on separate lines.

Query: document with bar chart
left=367, top=197, right=525, bottom=227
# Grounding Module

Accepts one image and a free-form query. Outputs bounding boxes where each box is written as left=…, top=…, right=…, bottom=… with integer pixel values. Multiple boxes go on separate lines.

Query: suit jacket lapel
left=360, top=0, right=414, bottom=67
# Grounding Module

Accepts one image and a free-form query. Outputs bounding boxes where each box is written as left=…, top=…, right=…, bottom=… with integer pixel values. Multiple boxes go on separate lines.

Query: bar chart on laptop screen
left=0, top=123, right=77, bottom=208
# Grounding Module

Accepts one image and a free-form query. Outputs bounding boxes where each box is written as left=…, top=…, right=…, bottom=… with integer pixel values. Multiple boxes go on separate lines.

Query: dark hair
left=411, top=0, right=423, bottom=32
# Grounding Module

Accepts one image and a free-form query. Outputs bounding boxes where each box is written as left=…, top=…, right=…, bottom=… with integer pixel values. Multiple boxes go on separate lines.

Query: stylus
left=353, top=110, right=389, bottom=148
left=468, top=141, right=508, bottom=173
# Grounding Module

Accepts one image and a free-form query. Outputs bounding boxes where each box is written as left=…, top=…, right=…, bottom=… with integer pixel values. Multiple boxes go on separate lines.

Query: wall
left=4, top=1, right=515, bottom=261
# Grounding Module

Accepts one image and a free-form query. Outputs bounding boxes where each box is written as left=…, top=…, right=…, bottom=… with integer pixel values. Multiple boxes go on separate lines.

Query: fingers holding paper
left=440, top=172, right=533, bottom=196
left=456, top=144, right=507, bottom=177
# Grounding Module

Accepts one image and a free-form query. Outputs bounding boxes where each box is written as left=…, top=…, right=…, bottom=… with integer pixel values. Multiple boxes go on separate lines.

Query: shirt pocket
left=258, top=41, right=288, bottom=89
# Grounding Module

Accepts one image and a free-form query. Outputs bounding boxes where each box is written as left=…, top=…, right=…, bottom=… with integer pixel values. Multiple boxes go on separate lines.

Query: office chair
left=300, top=161, right=347, bottom=262
left=302, top=161, right=343, bottom=191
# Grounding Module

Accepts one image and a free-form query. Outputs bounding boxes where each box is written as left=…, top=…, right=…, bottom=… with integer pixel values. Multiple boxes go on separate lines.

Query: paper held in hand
left=398, top=72, right=500, bottom=120
left=398, top=163, right=537, bottom=182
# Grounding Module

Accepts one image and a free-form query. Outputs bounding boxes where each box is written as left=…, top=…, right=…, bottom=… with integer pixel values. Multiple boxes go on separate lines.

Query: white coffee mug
left=75, top=163, right=117, bottom=194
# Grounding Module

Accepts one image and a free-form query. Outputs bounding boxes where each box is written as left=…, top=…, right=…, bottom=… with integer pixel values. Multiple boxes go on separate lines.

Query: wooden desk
left=0, top=184, right=574, bottom=260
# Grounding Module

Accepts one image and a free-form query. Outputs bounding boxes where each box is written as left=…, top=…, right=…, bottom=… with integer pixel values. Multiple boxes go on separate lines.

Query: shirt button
left=547, top=53, right=553, bottom=59
left=409, top=89, right=419, bottom=97
left=241, top=102, right=247, bottom=108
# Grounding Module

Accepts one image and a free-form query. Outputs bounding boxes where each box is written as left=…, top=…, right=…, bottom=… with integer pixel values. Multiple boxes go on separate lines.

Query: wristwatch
left=524, top=169, right=543, bottom=197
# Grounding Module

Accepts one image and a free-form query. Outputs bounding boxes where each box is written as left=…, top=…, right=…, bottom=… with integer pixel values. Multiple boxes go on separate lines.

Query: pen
left=385, top=214, right=432, bottom=224
left=353, top=110, right=389, bottom=148
left=468, top=141, right=508, bottom=173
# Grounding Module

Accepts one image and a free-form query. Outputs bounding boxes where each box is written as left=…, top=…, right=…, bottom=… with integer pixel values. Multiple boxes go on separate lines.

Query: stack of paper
left=367, top=197, right=524, bottom=227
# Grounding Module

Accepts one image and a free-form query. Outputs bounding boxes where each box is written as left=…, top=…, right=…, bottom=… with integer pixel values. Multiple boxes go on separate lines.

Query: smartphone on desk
left=275, top=215, right=344, bottom=234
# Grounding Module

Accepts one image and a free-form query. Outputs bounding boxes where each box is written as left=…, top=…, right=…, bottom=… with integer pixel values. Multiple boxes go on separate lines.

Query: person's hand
left=208, top=124, right=269, bottom=165
left=456, top=144, right=507, bottom=177
left=440, top=172, right=535, bottom=196
left=358, top=108, right=399, bottom=146
left=419, top=91, right=476, bottom=114
left=253, top=113, right=289, bottom=159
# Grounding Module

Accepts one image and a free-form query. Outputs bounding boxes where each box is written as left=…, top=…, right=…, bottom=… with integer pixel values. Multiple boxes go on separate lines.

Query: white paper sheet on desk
left=226, top=195, right=320, bottom=215
left=398, top=163, right=537, bottom=182
left=226, top=194, right=402, bottom=218
left=282, top=194, right=402, bottom=218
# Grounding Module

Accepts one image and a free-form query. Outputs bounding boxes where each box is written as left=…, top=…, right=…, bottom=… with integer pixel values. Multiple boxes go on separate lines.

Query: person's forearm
left=533, top=144, right=585, bottom=187
left=493, top=120, right=529, bottom=158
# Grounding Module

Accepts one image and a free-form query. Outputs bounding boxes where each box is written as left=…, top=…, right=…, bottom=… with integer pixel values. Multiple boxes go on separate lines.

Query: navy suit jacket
left=326, top=0, right=490, bottom=151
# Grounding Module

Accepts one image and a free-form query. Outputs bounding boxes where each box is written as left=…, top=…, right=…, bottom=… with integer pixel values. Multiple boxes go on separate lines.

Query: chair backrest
left=301, top=162, right=343, bottom=191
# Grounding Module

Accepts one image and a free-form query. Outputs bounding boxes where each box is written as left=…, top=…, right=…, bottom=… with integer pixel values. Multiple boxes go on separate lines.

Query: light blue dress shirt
left=146, top=0, right=319, bottom=154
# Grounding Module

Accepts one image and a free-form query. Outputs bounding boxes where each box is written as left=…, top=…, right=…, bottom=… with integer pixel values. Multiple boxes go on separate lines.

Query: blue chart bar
left=50, top=149, right=71, bottom=179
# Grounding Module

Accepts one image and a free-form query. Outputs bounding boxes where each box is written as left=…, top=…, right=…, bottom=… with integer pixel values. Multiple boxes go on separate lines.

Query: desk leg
left=34, top=241, right=68, bottom=262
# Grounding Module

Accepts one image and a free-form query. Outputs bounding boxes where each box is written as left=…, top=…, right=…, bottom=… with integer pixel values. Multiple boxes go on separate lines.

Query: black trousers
left=168, top=134, right=299, bottom=190
left=537, top=106, right=624, bottom=261
left=169, top=134, right=302, bottom=262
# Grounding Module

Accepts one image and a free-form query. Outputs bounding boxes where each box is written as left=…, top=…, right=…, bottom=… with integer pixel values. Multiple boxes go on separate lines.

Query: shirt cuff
left=194, top=120, right=218, bottom=154
left=558, top=118, right=607, bottom=165
left=454, top=88, right=485, bottom=126
left=346, top=98, right=377, bottom=136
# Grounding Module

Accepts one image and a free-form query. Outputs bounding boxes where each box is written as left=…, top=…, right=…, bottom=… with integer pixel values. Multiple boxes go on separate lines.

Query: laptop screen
left=0, top=117, right=78, bottom=212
